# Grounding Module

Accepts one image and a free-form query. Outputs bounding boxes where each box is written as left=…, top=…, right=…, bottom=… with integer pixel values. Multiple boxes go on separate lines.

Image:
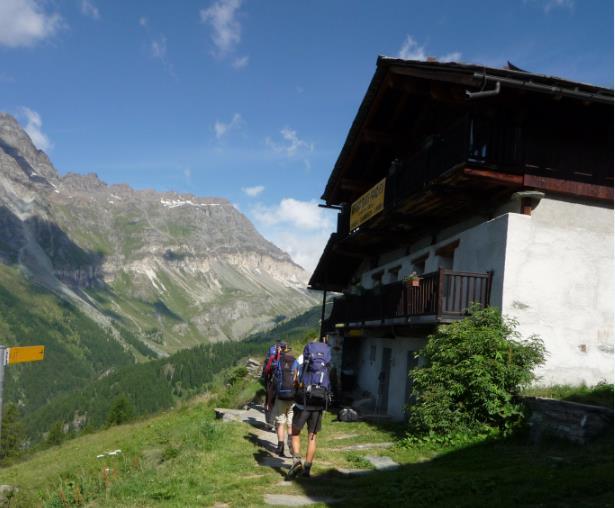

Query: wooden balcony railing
left=335, top=114, right=612, bottom=239
left=323, top=269, right=492, bottom=332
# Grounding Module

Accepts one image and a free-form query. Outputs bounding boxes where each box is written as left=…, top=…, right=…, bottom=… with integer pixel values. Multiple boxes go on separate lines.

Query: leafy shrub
left=0, top=403, right=24, bottom=460
left=407, top=306, right=545, bottom=438
left=106, top=394, right=135, bottom=426
left=46, top=421, right=65, bottom=446
left=226, top=366, right=248, bottom=386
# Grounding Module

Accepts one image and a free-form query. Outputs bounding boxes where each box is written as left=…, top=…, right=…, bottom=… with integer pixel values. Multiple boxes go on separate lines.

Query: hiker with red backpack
left=264, top=342, right=296, bottom=456
left=286, top=337, right=332, bottom=480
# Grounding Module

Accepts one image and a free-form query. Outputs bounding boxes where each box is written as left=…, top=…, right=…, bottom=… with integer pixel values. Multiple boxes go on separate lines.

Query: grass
left=523, top=383, right=614, bottom=409
left=1, top=359, right=612, bottom=507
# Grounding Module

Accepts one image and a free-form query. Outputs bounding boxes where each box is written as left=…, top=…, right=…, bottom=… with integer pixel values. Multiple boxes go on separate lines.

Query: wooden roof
left=322, top=57, right=614, bottom=205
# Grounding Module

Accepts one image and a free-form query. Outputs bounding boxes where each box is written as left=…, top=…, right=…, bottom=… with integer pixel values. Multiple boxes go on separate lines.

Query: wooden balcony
left=335, top=115, right=613, bottom=240
left=323, top=269, right=492, bottom=332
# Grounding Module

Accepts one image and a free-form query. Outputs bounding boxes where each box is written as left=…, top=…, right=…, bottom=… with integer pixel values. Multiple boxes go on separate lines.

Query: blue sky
left=1, top=0, right=612, bottom=272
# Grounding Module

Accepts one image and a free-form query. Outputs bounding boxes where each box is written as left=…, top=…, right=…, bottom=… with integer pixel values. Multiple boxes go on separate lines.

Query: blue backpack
left=273, top=352, right=296, bottom=400
left=299, top=342, right=332, bottom=409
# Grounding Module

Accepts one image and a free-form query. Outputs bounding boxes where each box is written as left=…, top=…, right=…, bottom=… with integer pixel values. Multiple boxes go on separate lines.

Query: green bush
left=0, top=403, right=24, bottom=460
left=407, top=306, right=545, bottom=438
left=106, top=394, right=135, bottom=427
left=46, top=421, right=65, bottom=446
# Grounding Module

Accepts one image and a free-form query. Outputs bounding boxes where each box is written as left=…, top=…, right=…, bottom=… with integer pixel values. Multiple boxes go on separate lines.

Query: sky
left=1, top=0, right=613, bottom=273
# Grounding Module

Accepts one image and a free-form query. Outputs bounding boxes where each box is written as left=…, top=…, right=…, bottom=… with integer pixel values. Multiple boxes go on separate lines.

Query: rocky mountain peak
left=61, top=172, right=108, bottom=192
left=0, top=112, right=317, bottom=350
left=0, top=112, right=59, bottom=185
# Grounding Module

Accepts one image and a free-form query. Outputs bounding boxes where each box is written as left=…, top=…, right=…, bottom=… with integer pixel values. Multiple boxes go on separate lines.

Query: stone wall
left=525, top=397, right=613, bottom=444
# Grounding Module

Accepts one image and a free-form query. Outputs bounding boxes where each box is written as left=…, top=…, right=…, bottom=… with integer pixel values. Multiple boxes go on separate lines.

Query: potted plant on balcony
left=404, top=272, right=422, bottom=287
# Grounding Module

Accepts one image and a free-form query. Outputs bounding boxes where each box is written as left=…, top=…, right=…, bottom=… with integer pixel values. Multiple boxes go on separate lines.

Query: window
left=435, top=239, right=459, bottom=270
left=411, top=254, right=428, bottom=275
left=371, top=270, right=384, bottom=287
left=369, top=345, right=377, bottom=363
left=388, top=265, right=401, bottom=283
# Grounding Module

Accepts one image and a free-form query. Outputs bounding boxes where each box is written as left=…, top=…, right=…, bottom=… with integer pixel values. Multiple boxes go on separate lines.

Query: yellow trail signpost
left=7, top=345, right=45, bottom=365
left=0, top=344, right=45, bottom=446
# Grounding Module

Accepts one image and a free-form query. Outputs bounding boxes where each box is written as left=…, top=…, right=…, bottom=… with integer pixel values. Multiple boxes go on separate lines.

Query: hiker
left=264, top=343, right=296, bottom=456
left=286, top=337, right=332, bottom=480
left=263, top=340, right=282, bottom=429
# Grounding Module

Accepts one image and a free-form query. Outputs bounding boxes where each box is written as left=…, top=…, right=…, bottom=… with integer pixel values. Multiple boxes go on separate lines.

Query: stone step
left=331, top=442, right=393, bottom=451
left=264, top=494, right=338, bottom=506
left=363, top=455, right=399, bottom=471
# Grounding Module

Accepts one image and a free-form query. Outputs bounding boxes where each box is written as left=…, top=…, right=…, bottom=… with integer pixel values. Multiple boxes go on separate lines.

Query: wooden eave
left=310, top=165, right=614, bottom=291
left=322, top=57, right=614, bottom=206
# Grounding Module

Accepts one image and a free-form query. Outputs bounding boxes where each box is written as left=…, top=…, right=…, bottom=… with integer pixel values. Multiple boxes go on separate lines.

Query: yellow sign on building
left=7, top=346, right=45, bottom=365
left=349, top=178, right=386, bottom=230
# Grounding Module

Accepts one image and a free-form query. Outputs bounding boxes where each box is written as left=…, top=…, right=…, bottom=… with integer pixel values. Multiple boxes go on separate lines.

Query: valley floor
left=0, top=381, right=612, bottom=507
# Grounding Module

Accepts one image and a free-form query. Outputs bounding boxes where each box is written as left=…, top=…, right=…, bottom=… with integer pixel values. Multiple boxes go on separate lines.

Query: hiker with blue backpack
left=263, top=340, right=282, bottom=430
left=286, top=337, right=332, bottom=480
left=264, top=342, right=296, bottom=456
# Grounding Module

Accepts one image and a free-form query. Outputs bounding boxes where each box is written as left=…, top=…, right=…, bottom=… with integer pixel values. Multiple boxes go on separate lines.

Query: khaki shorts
left=273, top=398, right=294, bottom=425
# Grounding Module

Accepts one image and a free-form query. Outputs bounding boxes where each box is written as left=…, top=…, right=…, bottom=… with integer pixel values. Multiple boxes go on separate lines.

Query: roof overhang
left=321, top=57, right=614, bottom=205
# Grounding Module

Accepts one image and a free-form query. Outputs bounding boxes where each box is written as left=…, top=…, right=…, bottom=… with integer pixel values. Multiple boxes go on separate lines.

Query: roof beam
left=523, top=174, right=614, bottom=201
left=328, top=73, right=395, bottom=202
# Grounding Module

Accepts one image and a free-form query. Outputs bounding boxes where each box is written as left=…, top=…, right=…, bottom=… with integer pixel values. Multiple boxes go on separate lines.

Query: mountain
left=0, top=112, right=318, bottom=414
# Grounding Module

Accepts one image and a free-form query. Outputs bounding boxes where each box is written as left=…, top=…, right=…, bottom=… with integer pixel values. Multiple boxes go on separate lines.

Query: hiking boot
left=285, top=460, right=303, bottom=481
left=301, top=466, right=311, bottom=478
left=276, top=442, right=285, bottom=457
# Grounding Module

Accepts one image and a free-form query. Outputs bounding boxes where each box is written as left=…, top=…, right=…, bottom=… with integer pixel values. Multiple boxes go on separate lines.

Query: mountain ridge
left=0, top=111, right=318, bottom=416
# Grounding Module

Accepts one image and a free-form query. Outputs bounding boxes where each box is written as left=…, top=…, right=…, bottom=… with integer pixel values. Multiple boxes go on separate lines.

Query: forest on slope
left=2, top=305, right=321, bottom=457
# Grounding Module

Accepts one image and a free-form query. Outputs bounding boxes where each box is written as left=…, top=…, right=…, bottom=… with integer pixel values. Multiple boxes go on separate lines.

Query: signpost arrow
left=7, top=345, right=45, bottom=365
left=0, top=344, right=46, bottom=446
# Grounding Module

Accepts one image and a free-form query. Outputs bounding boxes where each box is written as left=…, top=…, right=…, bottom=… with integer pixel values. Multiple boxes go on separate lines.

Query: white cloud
left=544, top=0, right=573, bottom=12
left=139, top=16, right=148, bottom=27
left=270, top=229, right=330, bottom=274
left=251, top=198, right=332, bottom=231
left=214, top=113, right=243, bottom=139
left=0, top=0, right=62, bottom=48
left=440, top=51, right=462, bottom=63
left=526, top=0, right=574, bottom=13
left=200, top=0, right=242, bottom=57
left=19, top=107, right=52, bottom=151
left=232, top=55, right=249, bottom=69
left=398, top=35, right=461, bottom=63
left=80, top=0, right=100, bottom=19
left=398, top=35, right=427, bottom=61
left=242, top=185, right=264, bottom=197
left=250, top=198, right=335, bottom=273
left=151, top=36, right=167, bottom=59
left=150, top=35, right=176, bottom=77
left=266, top=127, right=314, bottom=157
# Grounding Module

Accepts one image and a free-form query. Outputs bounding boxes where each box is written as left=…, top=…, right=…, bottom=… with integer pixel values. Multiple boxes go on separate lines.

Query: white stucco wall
left=343, top=195, right=613, bottom=421
left=358, top=213, right=510, bottom=308
left=501, top=197, right=614, bottom=386
left=352, top=336, right=426, bottom=420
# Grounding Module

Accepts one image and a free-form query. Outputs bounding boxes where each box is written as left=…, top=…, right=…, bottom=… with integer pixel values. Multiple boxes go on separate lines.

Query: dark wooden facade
left=310, top=58, right=614, bottom=293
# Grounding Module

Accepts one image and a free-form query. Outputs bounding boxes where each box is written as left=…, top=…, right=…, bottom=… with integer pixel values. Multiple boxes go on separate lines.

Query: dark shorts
left=292, top=407, right=323, bottom=435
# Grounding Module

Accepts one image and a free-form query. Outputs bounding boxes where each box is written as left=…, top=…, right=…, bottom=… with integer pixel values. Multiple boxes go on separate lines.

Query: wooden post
left=486, top=271, right=494, bottom=307
left=521, top=197, right=533, bottom=215
left=319, top=288, right=327, bottom=339
left=436, top=268, right=445, bottom=317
